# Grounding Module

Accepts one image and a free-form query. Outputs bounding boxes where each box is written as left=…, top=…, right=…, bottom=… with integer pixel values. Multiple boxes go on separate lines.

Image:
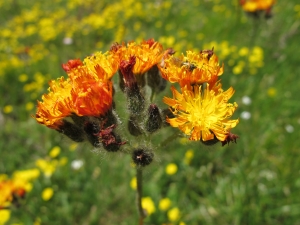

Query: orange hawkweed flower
left=35, top=77, right=74, bottom=129
left=163, top=84, right=239, bottom=142
left=159, top=50, right=223, bottom=88
left=71, top=79, right=113, bottom=117
left=83, top=51, right=120, bottom=80
left=112, top=38, right=164, bottom=74
left=240, top=0, right=275, bottom=13
left=35, top=67, right=113, bottom=129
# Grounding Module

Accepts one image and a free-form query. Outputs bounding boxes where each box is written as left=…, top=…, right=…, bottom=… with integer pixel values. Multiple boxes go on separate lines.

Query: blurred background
left=1, top=0, right=300, bottom=224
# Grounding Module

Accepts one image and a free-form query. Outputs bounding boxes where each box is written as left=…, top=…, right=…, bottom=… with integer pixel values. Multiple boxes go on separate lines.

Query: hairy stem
left=136, top=167, right=146, bottom=225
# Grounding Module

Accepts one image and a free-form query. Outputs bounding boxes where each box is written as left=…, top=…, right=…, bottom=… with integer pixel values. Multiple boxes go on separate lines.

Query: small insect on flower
left=181, top=61, right=197, bottom=72
left=221, top=132, right=239, bottom=146
left=200, top=47, right=214, bottom=60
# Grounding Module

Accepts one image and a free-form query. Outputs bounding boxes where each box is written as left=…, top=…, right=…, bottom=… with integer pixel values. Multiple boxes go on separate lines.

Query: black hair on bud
left=132, top=149, right=154, bottom=167
left=58, top=120, right=85, bottom=142
left=146, top=104, right=162, bottom=133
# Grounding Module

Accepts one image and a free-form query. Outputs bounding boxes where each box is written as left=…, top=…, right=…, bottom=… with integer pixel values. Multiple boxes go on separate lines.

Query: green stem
left=159, top=131, right=182, bottom=148
left=136, top=167, right=146, bottom=225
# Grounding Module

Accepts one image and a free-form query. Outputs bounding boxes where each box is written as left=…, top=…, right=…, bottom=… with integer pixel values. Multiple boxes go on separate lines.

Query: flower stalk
left=136, top=168, right=146, bottom=224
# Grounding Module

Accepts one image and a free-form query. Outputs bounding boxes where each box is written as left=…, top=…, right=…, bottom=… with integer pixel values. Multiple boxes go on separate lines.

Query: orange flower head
left=115, top=38, right=164, bottom=74
left=159, top=50, right=223, bottom=87
left=83, top=51, right=119, bottom=80
left=163, top=84, right=239, bottom=142
left=71, top=69, right=113, bottom=117
left=240, top=0, right=275, bottom=12
left=35, top=77, right=74, bottom=129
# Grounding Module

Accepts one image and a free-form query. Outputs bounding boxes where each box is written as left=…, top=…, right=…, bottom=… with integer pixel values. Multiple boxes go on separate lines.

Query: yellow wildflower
left=142, top=197, right=156, bottom=216
left=159, top=198, right=172, bottom=211
left=0, top=210, right=10, bottom=225
left=49, top=146, right=61, bottom=158
left=42, top=187, right=54, bottom=201
left=130, top=177, right=137, bottom=190
left=168, top=207, right=181, bottom=221
left=165, top=163, right=178, bottom=175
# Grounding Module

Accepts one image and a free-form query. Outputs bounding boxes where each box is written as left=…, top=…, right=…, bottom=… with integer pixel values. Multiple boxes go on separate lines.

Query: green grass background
left=1, top=0, right=300, bottom=224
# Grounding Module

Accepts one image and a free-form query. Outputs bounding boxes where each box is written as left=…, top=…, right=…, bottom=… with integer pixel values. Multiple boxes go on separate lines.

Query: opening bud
left=119, top=56, right=145, bottom=115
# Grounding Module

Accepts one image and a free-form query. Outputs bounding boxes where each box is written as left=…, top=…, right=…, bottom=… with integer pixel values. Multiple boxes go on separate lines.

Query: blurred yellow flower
left=69, top=143, right=78, bottom=151
left=49, top=146, right=61, bottom=158
left=42, top=187, right=54, bottom=201
left=59, top=157, right=68, bottom=166
left=239, top=47, right=249, bottom=56
left=36, top=159, right=57, bottom=177
left=267, top=87, right=277, bottom=97
left=233, top=65, right=243, bottom=75
left=159, top=198, right=172, bottom=211
left=18, top=74, right=28, bottom=82
left=13, top=169, right=40, bottom=182
left=33, top=217, right=41, bottom=225
left=3, top=105, right=13, bottom=114
left=25, top=102, right=34, bottom=111
left=165, top=163, right=178, bottom=175
left=0, top=210, right=10, bottom=225
left=184, top=149, right=194, bottom=165
left=168, top=207, right=181, bottom=221
left=142, top=197, right=156, bottom=216
left=130, top=177, right=137, bottom=190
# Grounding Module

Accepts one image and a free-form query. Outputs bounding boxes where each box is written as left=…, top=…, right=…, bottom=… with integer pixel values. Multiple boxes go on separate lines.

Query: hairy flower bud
left=132, top=149, right=154, bottom=167
left=146, top=104, right=162, bottom=133
left=128, top=115, right=143, bottom=136
left=147, top=65, right=167, bottom=94
left=58, top=120, right=85, bottom=142
left=119, top=56, right=145, bottom=115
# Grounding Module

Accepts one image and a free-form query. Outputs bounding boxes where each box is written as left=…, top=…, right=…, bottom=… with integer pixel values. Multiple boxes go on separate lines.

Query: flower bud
left=147, top=65, right=167, bottom=94
left=84, top=121, right=101, bottom=147
left=128, top=115, right=143, bottom=136
left=132, top=149, right=154, bottom=167
left=146, top=104, right=162, bottom=133
left=119, top=56, right=145, bottom=115
left=95, top=124, right=126, bottom=151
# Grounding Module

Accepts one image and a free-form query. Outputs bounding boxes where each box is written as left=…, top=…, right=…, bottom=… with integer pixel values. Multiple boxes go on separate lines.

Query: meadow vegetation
left=1, top=0, right=300, bottom=224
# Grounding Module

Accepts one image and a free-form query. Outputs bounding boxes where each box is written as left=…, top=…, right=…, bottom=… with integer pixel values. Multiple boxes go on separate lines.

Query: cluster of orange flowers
left=35, top=39, right=239, bottom=150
